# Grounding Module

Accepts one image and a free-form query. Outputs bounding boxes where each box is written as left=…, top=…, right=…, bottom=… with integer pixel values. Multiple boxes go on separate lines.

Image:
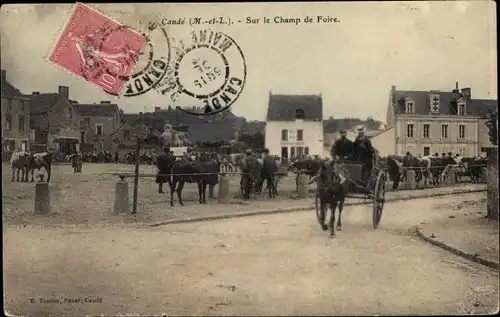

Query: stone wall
left=487, top=148, right=498, bottom=220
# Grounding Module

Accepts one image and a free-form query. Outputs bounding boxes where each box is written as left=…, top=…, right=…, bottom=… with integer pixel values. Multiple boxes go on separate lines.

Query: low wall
left=487, top=148, right=498, bottom=220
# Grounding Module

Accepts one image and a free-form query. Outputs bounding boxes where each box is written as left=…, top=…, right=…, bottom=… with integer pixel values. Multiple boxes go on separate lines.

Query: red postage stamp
left=49, top=3, right=147, bottom=95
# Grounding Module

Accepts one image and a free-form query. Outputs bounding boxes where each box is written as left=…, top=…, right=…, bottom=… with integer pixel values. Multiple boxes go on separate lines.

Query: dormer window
left=294, top=109, right=305, bottom=120
left=457, top=102, right=466, bottom=115
left=429, top=92, right=440, bottom=113
left=406, top=102, right=414, bottom=114
left=404, top=96, right=415, bottom=114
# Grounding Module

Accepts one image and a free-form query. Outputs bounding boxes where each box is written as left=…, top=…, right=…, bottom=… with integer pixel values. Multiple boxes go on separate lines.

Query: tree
left=485, top=110, right=498, bottom=145
left=237, top=132, right=264, bottom=149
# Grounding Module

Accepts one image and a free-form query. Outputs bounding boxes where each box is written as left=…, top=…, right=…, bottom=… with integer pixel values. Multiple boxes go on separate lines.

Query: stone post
left=480, top=167, right=489, bottom=183
left=298, top=173, right=309, bottom=199
left=34, top=175, right=50, bottom=215
left=114, top=176, right=130, bottom=214
left=218, top=174, right=231, bottom=204
left=406, top=170, right=416, bottom=190
left=446, top=170, right=456, bottom=185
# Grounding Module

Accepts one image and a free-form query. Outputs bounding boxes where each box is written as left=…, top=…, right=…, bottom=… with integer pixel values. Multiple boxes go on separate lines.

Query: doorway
left=281, top=146, right=288, bottom=159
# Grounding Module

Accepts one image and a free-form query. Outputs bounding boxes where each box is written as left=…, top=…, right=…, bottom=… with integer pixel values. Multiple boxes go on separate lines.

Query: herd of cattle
left=8, top=150, right=488, bottom=206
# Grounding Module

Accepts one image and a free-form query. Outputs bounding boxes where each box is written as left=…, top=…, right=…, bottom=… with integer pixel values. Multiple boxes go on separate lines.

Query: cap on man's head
left=406, top=151, right=410, bottom=156
left=448, top=152, right=452, bottom=156
left=245, top=149, right=252, bottom=154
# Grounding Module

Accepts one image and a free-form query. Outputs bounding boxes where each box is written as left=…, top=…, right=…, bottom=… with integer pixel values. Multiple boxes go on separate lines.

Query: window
left=124, top=130, right=130, bottom=139
left=294, top=109, right=305, bottom=120
left=80, top=131, right=86, bottom=143
left=423, top=124, right=430, bottom=138
left=297, top=129, right=303, bottom=141
left=281, top=129, right=288, bottom=141
left=6, top=114, right=12, bottom=130
left=7, top=99, right=12, bottom=111
left=441, top=124, right=448, bottom=139
left=406, top=102, right=414, bottom=114
left=281, top=146, right=288, bottom=159
left=20, top=101, right=24, bottom=112
left=458, top=104, right=465, bottom=115
left=297, top=146, right=304, bottom=156
left=407, top=124, right=414, bottom=138
left=290, top=146, right=296, bottom=158
left=21, top=141, right=27, bottom=151
left=95, top=124, right=103, bottom=136
left=304, top=147, right=309, bottom=156
left=460, top=148, right=466, bottom=156
left=459, top=125, right=465, bottom=139
left=423, top=147, right=430, bottom=156
left=97, top=140, right=104, bottom=151
left=69, top=107, right=73, bottom=119
left=18, top=115, right=25, bottom=133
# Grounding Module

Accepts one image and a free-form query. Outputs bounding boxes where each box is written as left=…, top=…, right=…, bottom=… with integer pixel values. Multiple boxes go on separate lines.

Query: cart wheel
left=372, top=170, right=386, bottom=229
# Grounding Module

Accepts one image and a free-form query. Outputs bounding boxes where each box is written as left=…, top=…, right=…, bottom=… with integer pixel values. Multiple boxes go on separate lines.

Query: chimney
left=32, top=92, right=40, bottom=95
left=58, top=86, right=69, bottom=98
left=269, top=90, right=272, bottom=96
left=456, top=81, right=459, bottom=90
left=100, top=101, right=111, bottom=104
left=391, top=85, right=396, bottom=91
left=1, top=69, right=6, bottom=81
left=155, top=107, right=161, bottom=112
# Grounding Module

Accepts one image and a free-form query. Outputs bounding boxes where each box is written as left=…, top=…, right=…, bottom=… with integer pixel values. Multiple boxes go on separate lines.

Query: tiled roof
left=470, top=99, right=498, bottom=117
left=187, top=120, right=238, bottom=143
left=1, top=78, right=25, bottom=98
left=392, top=89, right=497, bottom=118
left=75, top=104, right=119, bottom=117
left=266, top=94, right=323, bottom=121
left=28, top=93, right=59, bottom=114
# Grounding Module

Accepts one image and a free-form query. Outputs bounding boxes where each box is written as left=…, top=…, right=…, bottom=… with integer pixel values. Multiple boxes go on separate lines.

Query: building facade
left=1, top=69, right=31, bottom=158
left=28, top=86, right=81, bottom=154
left=75, top=101, right=121, bottom=153
left=386, top=84, right=497, bottom=157
left=265, top=93, right=324, bottom=158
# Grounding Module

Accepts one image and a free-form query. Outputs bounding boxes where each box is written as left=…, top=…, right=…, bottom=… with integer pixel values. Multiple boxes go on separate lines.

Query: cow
left=386, top=155, right=403, bottom=190
left=289, top=157, right=323, bottom=190
left=239, top=153, right=262, bottom=199
left=10, top=150, right=30, bottom=182
left=26, top=152, right=53, bottom=182
left=168, top=152, right=221, bottom=206
left=261, top=157, right=286, bottom=196
left=462, top=157, right=488, bottom=182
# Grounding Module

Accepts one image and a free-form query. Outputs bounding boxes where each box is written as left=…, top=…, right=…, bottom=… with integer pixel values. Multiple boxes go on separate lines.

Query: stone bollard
left=34, top=174, right=50, bottom=215
left=406, top=170, right=416, bottom=190
left=480, top=167, right=489, bottom=183
left=113, top=176, right=130, bottom=214
left=218, top=174, right=230, bottom=204
left=298, top=173, right=309, bottom=199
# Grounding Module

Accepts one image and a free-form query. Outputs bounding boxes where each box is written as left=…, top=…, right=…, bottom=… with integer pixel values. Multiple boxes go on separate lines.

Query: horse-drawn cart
left=315, top=160, right=387, bottom=230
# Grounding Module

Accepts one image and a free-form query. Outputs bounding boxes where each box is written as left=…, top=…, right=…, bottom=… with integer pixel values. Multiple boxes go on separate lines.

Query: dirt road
left=4, top=192, right=498, bottom=316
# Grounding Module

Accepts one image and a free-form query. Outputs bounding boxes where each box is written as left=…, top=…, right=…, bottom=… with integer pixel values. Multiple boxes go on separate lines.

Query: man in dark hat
left=331, top=129, right=354, bottom=161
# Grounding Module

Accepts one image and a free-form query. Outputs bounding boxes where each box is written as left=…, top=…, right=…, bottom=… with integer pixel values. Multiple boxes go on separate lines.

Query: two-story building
left=385, top=83, right=497, bottom=157
left=28, top=86, right=81, bottom=154
left=75, top=101, right=121, bottom=153
left=265, top=92, right=323, bottom=158
left=1, top=69, right=31, bottom=158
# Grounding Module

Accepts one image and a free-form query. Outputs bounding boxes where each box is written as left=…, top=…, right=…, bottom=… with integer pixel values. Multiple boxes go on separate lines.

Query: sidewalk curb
left=416, top=227, right=499, bottom=271
left=148, top=187, right=487, bottom=227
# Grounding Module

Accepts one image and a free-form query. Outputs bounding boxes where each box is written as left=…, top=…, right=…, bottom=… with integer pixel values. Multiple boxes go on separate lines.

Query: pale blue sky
left=1, top=2, right=496, bottom=121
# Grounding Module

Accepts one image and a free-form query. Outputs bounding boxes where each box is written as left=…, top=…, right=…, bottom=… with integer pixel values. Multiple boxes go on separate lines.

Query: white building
left=264, top=92, right=323, bottom=159
left=386, top=83, right=497, bottom=157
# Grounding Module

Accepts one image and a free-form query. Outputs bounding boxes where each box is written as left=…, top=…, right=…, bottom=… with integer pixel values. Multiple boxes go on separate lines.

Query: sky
left=0, top=1, right=497, bottom=122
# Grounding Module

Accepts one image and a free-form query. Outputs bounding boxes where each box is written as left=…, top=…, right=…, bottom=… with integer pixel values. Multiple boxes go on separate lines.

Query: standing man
left=156, top=147, right=173, bottom=194
left=353, top=128, right=374, bottom=186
